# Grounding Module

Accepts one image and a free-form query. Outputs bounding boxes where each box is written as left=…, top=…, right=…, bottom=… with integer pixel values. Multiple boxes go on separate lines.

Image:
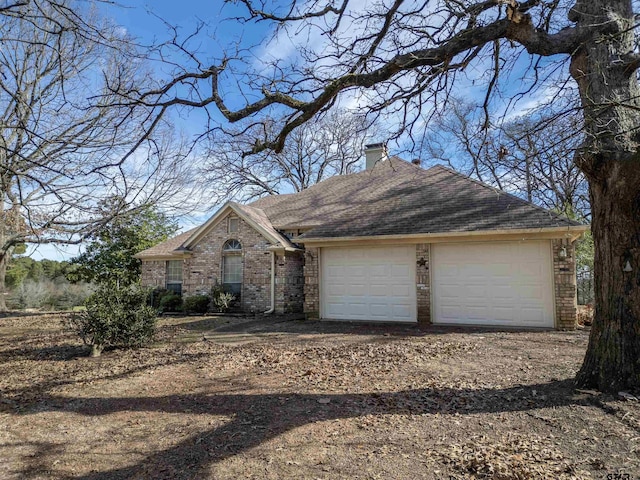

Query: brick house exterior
left=140, top=209, right=303, bottom=314
left=137, top=152, right=587, bottom=329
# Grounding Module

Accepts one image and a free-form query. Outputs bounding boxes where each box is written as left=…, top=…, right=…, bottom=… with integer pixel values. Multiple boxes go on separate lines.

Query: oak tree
left=0, top=1, right=190, bottom=310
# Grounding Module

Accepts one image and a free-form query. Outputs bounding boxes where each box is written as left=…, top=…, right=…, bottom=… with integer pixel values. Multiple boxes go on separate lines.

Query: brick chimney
left=364, top=143, right=388, bottom=170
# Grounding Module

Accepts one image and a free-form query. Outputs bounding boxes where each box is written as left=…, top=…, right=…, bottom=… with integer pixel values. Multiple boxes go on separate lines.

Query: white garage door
left=321, top=246, right=416, bottom=322
left=432, top=241, right=554, bottom=327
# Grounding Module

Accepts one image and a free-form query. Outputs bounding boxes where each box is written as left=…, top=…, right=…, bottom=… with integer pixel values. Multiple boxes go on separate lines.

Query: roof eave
left=297, top=225, right=589, bottom=245
left=134, top=251, right=193, bottom=260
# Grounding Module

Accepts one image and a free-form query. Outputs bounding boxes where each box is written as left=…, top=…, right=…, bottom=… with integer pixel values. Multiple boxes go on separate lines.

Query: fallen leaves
left=435, top=434, right=592, bottom=479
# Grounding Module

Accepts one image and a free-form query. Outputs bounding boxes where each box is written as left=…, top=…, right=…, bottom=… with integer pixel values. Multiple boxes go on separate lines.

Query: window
left=166, top=260, right=183, bottom=295
left=228, top=217, right=239, bottom=233
left=223, top=239, right=242, bottom=252
left=222, top=239, right=242, bottom=296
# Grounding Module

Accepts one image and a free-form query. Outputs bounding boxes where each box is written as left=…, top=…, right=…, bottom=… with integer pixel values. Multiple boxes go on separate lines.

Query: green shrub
left=159, top=293, right=183, bottom=312
left=210, top=283, right=236, bottom=312
left=183, top=294, right=210, bottom=314
left=150, top=288, right=172, bottom=309
left=67, top=283, right=157, bottom=357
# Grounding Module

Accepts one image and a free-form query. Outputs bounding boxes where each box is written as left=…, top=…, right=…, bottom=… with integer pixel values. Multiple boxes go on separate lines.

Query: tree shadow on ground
left=0, top=343, right=89, bottom=361
left=0, top=349, right=216, bottom=414
left=174, top=316, right=565, bottom=338
left=25, top=378, right=604, bottom=480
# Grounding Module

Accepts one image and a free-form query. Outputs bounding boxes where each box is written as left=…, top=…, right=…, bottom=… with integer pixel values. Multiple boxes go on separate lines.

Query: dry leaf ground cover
left=1, top=313, right=639, bottom=479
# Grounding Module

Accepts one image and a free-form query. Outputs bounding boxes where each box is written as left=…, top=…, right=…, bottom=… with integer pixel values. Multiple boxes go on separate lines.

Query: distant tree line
left=6, top=257, right=74, bottom=289
left=6, top=257, right=92, bottom=311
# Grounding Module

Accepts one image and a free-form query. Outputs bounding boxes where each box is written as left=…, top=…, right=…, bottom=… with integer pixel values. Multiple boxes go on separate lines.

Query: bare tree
left=423, top=98, right=589, bottom=219
left=204, top=110, right=372, bottom=202
left=128, top=1, right=640, bottom=392
left=0, top=2, right=193, bottom=310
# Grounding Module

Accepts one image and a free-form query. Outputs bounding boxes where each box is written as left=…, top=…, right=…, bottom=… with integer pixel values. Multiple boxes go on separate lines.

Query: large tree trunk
left=572, top=0, right=640, bottom=391
left=576, top=163, right=640, bottom=391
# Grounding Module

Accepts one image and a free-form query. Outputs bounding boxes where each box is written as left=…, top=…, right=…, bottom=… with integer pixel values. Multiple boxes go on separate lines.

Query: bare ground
left=1, top=313, right=639, bottom=479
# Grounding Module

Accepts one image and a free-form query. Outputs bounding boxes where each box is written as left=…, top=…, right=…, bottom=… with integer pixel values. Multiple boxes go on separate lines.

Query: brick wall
left=552, top=238, right=578, bottom=330
left=181, top=214, right=272, bottom=312
left=275, top=251, right=305, bottom=314
left=140, top=213, right=305, bottom=314
left=141, top=260, right=166, bottom=288
left=416, top=244, right=431, bottom=326
left=303, top=247, right=320, bottom=319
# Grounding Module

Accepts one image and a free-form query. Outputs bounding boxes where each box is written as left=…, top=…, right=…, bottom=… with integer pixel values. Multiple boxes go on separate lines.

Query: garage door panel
left=325, top=303, right=345, bottom=317
left=369, top=285, right=388, bottom=296
left=370, top=303, right=390, bottom=316
left=369, top=265, right=387, bottom=277
left=348, top=284, right=367, bottom=296
left=492, top=264, right=511, bottom=275
left=494, top=307, right=514, bottom=321
left=347, top=302, right=368, bottom=316
left=326, top=284, right=346, bottom=296
left=520, top=285, right=544, bottom=300
left=326, top=265, right=343, bottom=278
left=389, top=284, right=412, bottom=297
left=521, top=308, right=546, bottom=323
left=493, top=285, right=513, bottom=299
left=439, top=285, right=461, bottom=298
left=321, top=246, right=416, bottom=322
left=392, top=304, right=413, bottom=320
left=391, top=264, right=412, bottom=277
left=520, top=265, right=544, bottom=278
left=441, top=305, right=462, bottom=318
left=433, top=241, right=554, bottom=327
left=466, top=285, right=486, bottom=298
left=467, top=306, right=489, bottom=319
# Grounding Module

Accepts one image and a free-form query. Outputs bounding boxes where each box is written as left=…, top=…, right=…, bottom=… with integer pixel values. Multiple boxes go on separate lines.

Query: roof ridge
left=425, top=164, right=584, bottom=226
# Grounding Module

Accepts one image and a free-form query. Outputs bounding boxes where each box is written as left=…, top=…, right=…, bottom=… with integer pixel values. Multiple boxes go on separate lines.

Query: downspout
left=264, top=251, right=276, bottom=314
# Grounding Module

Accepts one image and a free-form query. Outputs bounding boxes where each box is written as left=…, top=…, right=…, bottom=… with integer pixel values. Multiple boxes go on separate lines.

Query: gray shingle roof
left=134, top=227, right=199, bottom=258
left=250, top=159, right=582, bottom=238
left=232, top=203, right=296, bottom=249
left=138, top=158, right=584, bottom=257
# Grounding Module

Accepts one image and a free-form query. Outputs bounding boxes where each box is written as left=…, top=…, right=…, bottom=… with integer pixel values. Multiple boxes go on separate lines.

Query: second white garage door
left=321, top=246, right=416, bottom=322
left=431, top=241, right=554, bottom=327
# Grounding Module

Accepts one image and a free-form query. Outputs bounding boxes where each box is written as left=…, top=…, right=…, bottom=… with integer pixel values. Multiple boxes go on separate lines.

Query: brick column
left=416, top=244, right=431, bottom=326
left=274, top=251, right=305, bottom=314
left=552, top=239, right=578, bottom=330
left=303, top=247, right=320, bottom=319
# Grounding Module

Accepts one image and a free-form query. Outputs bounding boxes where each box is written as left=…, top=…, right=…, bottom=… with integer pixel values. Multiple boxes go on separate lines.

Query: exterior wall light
left=558, top=246, right=568, bottom=259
